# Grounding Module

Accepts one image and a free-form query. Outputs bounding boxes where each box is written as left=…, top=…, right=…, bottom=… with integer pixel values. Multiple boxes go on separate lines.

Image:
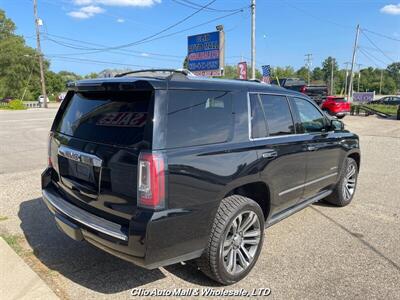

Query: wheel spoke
left=243, top=229, right=260, bottom=238
left=237, top=248, right=249, bottom=268
left=243, top=237, right=260, bottom=245
left=240, top=245, right=253, bottom=261
left=223, top=244, right=233, bottom=257
left=240, top=213, right=257, bottom=233
left=227, top=249, right=235, bottom=272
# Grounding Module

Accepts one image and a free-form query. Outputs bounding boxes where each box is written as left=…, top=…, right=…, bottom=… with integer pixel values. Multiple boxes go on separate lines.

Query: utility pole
left=33, top=0, right=47, bottom=108
left=356, top=63, right=362, bottom=92
left=343, top=62, right=351, bottom=97
left=348, top=24, right=360, bottom=102
left=330, top=58, right=335, bottom=95
left=305, top=53, right=312, bottom=85
left=250, top=0, right=256, bottom=80
left=379, top=69, right=383, bottom=95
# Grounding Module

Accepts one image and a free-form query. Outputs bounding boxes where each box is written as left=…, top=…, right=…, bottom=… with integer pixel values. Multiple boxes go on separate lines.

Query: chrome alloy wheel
left=221, top=211, right=261, bottom=275
left=343, top=163, right=357, bottom=201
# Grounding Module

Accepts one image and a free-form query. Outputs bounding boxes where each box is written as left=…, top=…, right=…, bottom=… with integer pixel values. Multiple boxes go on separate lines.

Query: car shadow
left=18, top=198, right=216, bottom=294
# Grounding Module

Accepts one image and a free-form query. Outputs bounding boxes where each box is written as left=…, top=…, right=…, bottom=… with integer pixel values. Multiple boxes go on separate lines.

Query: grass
left=0, top=99, right=27, bottom=110
left=1, top=234, right=24, bottom=255
left=364, top=104, right=398, bottom=115
left=352, top=103, right=398, bottom=116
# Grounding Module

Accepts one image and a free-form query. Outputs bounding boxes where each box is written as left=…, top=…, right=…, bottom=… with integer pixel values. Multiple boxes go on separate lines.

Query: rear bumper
left=41, top=170, right=209, bottom=269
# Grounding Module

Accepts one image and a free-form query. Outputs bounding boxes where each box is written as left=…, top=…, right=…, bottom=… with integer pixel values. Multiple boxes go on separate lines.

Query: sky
left=1, top=0, right=399, bottom=75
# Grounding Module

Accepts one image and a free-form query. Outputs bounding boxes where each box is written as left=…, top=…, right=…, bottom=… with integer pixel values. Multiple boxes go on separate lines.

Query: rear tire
left=197, top=195, right=264, bottom=285
left=325, top=157, right=358, bottom=207
left=336, top=115, right=345, bottom=119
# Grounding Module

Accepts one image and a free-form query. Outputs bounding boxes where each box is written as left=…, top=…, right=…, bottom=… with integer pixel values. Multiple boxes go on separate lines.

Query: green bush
left=8, top=99, right=26, bottom=110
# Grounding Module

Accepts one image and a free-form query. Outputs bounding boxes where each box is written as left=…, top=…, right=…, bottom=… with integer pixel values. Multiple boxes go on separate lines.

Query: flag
left=237, top=62, right=247, bottom=80
left=262, top=65, right=271, bottom=83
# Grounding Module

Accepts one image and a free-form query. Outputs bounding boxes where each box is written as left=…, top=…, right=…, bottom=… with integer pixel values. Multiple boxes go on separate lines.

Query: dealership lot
left=0, top=108, right=399, bottom=299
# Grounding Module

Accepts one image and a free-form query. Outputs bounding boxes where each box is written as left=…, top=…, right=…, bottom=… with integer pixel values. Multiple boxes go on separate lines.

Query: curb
left=0, top=237, right=59, bottom=300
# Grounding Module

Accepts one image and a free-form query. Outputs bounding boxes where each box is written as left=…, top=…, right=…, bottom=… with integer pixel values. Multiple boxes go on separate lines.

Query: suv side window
left=259, top=94, right=295, bottom=136
left=249, top=94, right=268, bottom=139
left=166, top=90, right=232, bottom=148
left=292, top=97, right=326, bottom=133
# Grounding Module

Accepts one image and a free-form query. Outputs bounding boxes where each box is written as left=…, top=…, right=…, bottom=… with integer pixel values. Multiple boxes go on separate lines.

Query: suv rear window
left=166, top=90, right=232, bottom=148
left=55, top=91, right=153, bottom=147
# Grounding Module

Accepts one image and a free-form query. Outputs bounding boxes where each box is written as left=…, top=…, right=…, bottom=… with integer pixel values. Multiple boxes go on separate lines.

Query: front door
left=291, top=97, right=342, bottom=200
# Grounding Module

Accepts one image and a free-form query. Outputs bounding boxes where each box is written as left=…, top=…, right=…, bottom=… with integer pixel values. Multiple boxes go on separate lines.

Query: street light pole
left=33, top=0, right=48, bottom=108
left=251, top=0, right=256, bottom=80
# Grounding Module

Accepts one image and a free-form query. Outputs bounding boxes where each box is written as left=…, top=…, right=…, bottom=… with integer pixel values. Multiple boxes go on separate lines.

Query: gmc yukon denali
left=42, top=70, right=360, bottom=284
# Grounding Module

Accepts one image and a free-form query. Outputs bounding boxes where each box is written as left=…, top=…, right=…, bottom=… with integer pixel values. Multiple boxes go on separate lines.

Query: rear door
left=250, top=93, right=307, bottom=214
left=290, top=97, right=342, bottom=200
left=49, top=90, right=154, bottom=222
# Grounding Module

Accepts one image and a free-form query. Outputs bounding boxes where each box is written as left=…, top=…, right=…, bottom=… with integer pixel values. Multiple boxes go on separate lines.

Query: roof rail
left=114, top=69, right=195, bottom=80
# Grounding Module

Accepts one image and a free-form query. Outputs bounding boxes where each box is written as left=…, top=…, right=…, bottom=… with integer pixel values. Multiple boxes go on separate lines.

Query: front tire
left=325, top=157, right=358, bottom=206
left=197, top=195, right=264, bottom=285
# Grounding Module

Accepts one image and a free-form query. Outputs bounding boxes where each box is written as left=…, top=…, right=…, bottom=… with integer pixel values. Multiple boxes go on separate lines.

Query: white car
left=37, top=95, right=49, bottom=104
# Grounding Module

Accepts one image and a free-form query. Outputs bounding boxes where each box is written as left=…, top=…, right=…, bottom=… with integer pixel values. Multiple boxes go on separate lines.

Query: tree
left=386, top=62, right=400, bottom=91
left=296, top=67, right=309, bottom=81
left=0, top=9, right=48, bottom=100
left=84, top=72, right=99, bottom=79
left=271, top=66, right=295, bottom=79
left=312, top=67, right=323, bottom=81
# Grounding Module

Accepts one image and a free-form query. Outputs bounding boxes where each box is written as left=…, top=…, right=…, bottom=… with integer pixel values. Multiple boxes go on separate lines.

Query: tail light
left=48, top=132, right=53, bottom=168
left=300, top=85, right=307, bottom=93
left=137, top=152, right=166, bottom=210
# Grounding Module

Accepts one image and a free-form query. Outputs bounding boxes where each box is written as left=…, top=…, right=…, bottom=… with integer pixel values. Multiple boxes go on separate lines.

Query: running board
left=266, top=190, right=332, bottom=227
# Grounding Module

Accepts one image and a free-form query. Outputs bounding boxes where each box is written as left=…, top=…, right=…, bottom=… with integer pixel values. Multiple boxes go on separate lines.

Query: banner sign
left=353, top=92, right=375, bottom=103
left=188, top=31, right=224, bottom=76
left=237, top=62, right=247, bottom=80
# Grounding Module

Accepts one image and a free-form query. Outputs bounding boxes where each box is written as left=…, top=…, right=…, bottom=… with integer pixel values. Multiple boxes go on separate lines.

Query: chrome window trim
left=278, top=172, right=338, bottom=196
left=247, top=91, right=309, bottom=141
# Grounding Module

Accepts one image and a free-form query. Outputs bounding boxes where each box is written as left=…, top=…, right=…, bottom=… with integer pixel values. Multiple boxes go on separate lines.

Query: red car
left=321, top=96, right=350, bottom=119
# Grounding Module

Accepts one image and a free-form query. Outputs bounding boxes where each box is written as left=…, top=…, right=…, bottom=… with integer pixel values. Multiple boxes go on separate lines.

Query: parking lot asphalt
left=0, top=108, right=399, bottom=300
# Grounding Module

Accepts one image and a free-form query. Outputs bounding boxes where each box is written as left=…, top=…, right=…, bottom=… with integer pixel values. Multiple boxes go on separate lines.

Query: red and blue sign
left=188, top=31, right=222, bottom=76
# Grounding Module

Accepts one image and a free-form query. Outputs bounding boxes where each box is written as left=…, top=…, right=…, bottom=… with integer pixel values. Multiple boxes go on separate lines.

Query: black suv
left=42, top=70, right=360, bottom=285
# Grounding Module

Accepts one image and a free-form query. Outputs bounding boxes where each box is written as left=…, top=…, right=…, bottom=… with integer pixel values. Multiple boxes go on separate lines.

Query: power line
left=172, top=0, right=246, bottom=12
left=358, top=48, right=385, bottom=68
left=43, top=8, right=245, bottom=55
left=361, top=30, right=396, bottom=63
left=361, top=28, right=400, bottom=43
left=67, top=0, right=217, bottom=52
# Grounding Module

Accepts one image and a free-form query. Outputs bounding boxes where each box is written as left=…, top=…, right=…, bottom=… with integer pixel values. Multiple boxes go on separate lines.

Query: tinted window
left=249, top=94, right=267, bottom=139
left=293, top=98, right=326, bottom=133
left=56, top=91, right=153, bottom=147
left=166, top=90, right=232, bottom=148
left=259, top=94, right=294, bottom=136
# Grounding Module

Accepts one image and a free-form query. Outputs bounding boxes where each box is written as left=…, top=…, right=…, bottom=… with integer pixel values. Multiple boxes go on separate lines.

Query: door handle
left=262, top=151, right=278, bottom=159
left=307, top=146, right=318, bottom=151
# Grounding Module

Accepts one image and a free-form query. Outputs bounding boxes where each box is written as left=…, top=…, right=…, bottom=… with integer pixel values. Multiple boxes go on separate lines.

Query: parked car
left=37, top=95, right=49, bottom=104
left=42, top=70, right=360, bottom=285
left=57, top=92, right=67, bottom=102
left=369, top=96, right=400, bottom=105
left=321, top=96, right=351, bottom=119
left=0, top=97, right=14, bottom=103
left=271, top=78, right=328, bottom=105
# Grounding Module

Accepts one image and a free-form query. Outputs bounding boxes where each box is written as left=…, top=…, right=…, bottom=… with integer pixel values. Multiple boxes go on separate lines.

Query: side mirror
left=331, top=119, right=344, bottom=131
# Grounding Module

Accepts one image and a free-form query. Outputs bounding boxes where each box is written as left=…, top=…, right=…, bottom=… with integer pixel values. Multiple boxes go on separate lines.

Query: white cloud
left=116, top=18, right=125, bottom=23
left=141, top=52, right=150, bottom=57
left=380, top=3, right=400, bottom=15
left=73, top=0, right=161, bottom=7
left=68, top=5, right=105, bottom=19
